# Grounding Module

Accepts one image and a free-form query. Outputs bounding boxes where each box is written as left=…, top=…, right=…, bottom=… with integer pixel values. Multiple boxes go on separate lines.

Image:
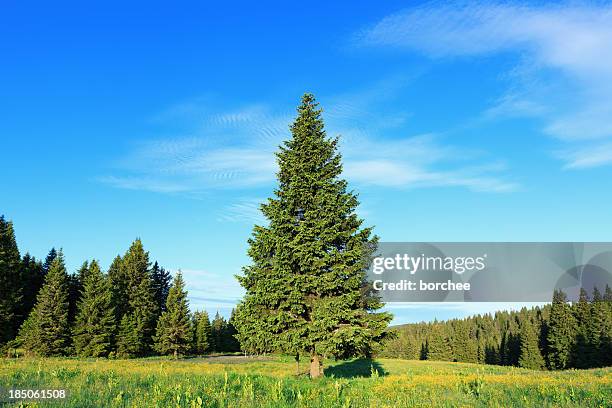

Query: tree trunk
left=295, top=353, right=300, bottom=376
left=173, top=349, right=178, bottom=359
left=310, top=353, right=321, bottom=378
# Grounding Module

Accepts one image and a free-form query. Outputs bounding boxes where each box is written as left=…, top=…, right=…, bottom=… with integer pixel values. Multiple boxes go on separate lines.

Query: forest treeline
left=0, top=215, right=239, bottom=357
left=380, top=288, right=612, bottom=370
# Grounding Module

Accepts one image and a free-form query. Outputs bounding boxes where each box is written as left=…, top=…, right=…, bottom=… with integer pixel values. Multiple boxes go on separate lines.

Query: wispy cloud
left=100, top=82, right=517, bottom=197
left=217, top=197, right=267, bottom=225
left=359, top=1, right=612, bottom=169
left=177, top=268, right=244, bottom=314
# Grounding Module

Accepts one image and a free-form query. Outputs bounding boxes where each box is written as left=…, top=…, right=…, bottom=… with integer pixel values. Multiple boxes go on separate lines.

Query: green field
left=1, top=357, right=611, bottom=407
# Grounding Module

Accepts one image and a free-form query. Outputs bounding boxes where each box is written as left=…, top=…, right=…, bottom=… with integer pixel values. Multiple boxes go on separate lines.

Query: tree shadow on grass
left=325, top=358, right=388, bottom=379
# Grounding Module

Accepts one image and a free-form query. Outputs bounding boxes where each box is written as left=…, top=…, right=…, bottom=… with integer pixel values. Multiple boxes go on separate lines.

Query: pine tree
left=73, top=260, right=116, bottom=357
left=452, top=321, right=477, bottom=363
left=151, top=261, right=171, bottom=313
left=601, top=285, right=612, bottom=366
left=107, top=255, right=127, bottom=323
left=42, top=248, right=58, bottom=274
left=518, top=318, right=545, bottom=370
left=68, top=261, right=89, bottom=326
left=225, top=309, right=240, bottom=352
left=154, top=271, right=192, bottom=357
left=589, top=286, right=605, bottom=367
left=193, top=311, right=212, bottom=355
left=18, top=252, right=70, bottom=356
left=116, top=239, right=157, bottom=357
left=573, top=288, right=591, bottom=368
left=426, top=325, right=454, bottom=361
left=547, top=290, right=576, bottom=369
left=211, top=312, right=226, bottom=352
left=235, top=94, right=392, bottom=377
left=0, top=216, right=23, bottom=345
left=18, top=253, right=45, bottom=330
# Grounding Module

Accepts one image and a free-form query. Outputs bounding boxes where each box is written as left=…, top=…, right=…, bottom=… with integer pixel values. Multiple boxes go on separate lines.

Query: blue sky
left=2, top=1, right=612, bottom=324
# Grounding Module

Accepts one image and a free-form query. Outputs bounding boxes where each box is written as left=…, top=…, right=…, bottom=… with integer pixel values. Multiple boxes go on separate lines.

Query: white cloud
left=176, top=268, right=244, bottom=314
left=100, top=83, right=517, bottom=196
left=359, top=1, right=612, bottom=168
left=217, top=197, right=267, bottom=225
left=557, top=142, right=612, bottom=169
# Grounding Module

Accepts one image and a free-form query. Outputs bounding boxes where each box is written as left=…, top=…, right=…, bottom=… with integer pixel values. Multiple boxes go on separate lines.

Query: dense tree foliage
left=1, top=215, right=239, bottom=358
left=0, top=216, right=23, bottom=345
left=192, top=310, right=212, bottom=355
left=73, top=260, right=116, bottom=357
left=116, top=239, right=158, bottom=357
left=381, top=287, right=611, bottom=370
left=154, top=271, right=192, bottom=357
left=18, top=253, right=71, bottom=356
left=151, top=261, right=171, bottom=314
left=235, top=94, right=392, bottom=377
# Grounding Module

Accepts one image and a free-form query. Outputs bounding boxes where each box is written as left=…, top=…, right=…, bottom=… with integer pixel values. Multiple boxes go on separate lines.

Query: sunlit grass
left=1, top=356, right=610, bottom=407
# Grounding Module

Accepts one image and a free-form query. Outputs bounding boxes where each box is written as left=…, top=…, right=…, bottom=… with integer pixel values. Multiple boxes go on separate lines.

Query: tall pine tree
left=235, top=94, right=392, bottom=377
left=18, top=253, right=45, bottom=330
left=73, top=260, right=116, bottom=357
left=192, top=310, right=212, bottom=355
left=116, top=239, right=157, bottom=357
left=18, top=252, right=70, bottom=356
left=151, top=261, right=171, bottom=314
left=0, top=216, right=22, bottom=345
left=154, top=271, right=192, bottom=357
left=518, top=317, right=545, bottom=370
left=547, top=290, right=576, bottom=369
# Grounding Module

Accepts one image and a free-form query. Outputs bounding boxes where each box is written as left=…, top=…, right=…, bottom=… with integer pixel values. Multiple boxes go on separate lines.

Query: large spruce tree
left=235, top=94, right=392, bottom=377
left=18, top=252, right=71, bottom=356
left=18, top=253, right=45, bottom=330
left=0, top=216, right=23, bottom=345
left=73, top=260, right=116, bottom=357
left=151, top=261, right=171, bottom=314
left=192, top=310, right=212, bottom=355
left=546, top=290, right=576, bottom=369
left=154, top=271, right=192, bottom=357
left=518, top=317, right=545, bottom=370
left=116, top=239, right=157, bottom=357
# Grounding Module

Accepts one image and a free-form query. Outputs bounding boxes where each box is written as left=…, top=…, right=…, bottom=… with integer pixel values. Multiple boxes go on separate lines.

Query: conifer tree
left=0, top=216, right=22, bottom=345
left=18, top=252, right=70, bottom=356
left=107, top=255, right=127, bottom=323
left=589, top=286, right=605, bottom=367
left=233, top=301, right=274, bottom=355
left=547, top=290, right=576, bottom=369
left=518, top=318, right=545, bottom=370
left=193, top=310, right=212, bottom=355
left=73, top=260, right=116, bottom=357
left=573, top=288, right=591, bottom=368
left=42, top=248, right=58, bottom=274
left=225, top=309, right=240, bottom=352
left=151, top=261, right=171, bottom=313
left=154, top=271, right=192, bottom=357
left=18, top=253, right=45, bottom=329
left=601, top=285, right=612, bottom=366
left=211, top=312, right=226, bottom=352
left=452, top=321, right=477, bottom=363
left=116, top=239, right=157, bottom=357
left=235, top=94, right=392, bottom=377
left=68, top=261, right=89, bottom=326
left=426, top=325, right=454, bottom=361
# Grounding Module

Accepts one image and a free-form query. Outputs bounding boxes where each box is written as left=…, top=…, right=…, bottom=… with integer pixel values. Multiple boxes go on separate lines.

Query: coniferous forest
left=0, top=217, right=240, bottom=358
left=379, top=288, right=612, bottom=370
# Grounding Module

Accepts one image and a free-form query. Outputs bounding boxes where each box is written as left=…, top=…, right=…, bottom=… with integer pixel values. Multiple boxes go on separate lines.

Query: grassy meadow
left=1, top=356, right=610, bottom=407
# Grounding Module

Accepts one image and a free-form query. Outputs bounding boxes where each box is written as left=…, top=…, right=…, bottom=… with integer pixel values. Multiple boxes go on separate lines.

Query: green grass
left=1, top=356, right=610, bottom=407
